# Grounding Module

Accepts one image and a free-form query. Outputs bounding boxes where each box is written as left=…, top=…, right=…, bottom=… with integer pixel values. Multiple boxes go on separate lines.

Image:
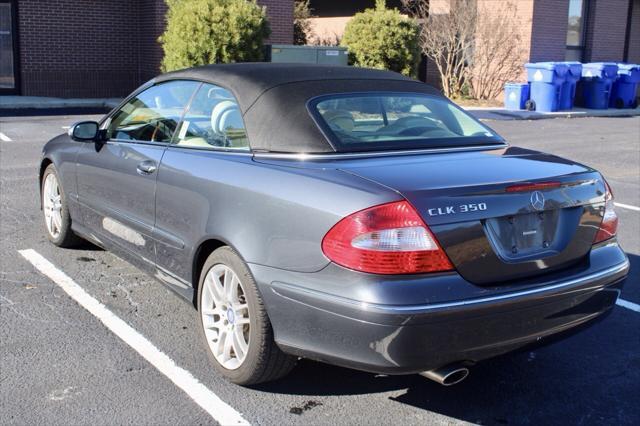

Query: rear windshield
left=310, top=93, right=503, bottom=152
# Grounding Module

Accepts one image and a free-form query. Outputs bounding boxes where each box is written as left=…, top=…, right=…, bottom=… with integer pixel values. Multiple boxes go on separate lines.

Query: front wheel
left=41, top=164, right=82, bottom=247
left=197, top=247, right=296, bottom=385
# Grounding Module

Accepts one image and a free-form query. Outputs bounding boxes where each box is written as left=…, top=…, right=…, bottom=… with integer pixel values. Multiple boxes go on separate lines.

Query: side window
left=174, top=83, right=249, bottom=150
left=106, top=81, right=200, bottom=143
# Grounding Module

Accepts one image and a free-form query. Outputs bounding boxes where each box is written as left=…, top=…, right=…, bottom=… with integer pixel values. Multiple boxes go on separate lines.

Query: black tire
left=41, top=164, right=82, bottom=247
left=196, top=246, right=296, bottom=385
left=525, top=100, right=536, bottom=111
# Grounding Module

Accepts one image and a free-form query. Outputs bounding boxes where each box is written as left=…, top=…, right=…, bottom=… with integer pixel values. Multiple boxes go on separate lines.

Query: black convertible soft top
left=153, top=63, right=443, bottom=153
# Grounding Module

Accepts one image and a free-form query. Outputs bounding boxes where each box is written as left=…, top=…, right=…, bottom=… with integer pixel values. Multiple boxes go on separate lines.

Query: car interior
left=105, top=82, right=249, bottom=150
left=317, top=95, right=493, bottom=146
left=175, top=85, right=249, bottom=150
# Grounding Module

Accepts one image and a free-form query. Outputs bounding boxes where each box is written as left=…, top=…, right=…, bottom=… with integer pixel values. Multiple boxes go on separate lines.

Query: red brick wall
left=18, top=0, right=141, bottom=97
left=584, top=0, right=629, bottom=61
left=627, top=0, right=640, bottom=63
left=139, top=0, right=168, bottom=83
left=529, top=0, right=568, bottom=62
left=17, top=0, right=294, bottom=98
left=259, top=0, right=294, bottom=44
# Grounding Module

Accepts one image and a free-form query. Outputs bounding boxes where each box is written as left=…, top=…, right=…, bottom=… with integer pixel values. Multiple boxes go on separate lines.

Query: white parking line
left=617, top=298, right=640, bottom=313
left=18, top=249, right=249, bottom=426
left=615, top=202, right=640, bottom=212
left=0, top=132, right=12, bottom=141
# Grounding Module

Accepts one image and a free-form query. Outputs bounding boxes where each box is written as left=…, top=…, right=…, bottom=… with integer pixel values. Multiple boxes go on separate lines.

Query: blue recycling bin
left=525, top=62, right=568, bottom=112
left=580, top=62, right=618, bottom=109
left=559, top=62, right=582, bottom=110
left=504, top=83, right=530, bottom=110
left=609, top=63, right=640, bottom=108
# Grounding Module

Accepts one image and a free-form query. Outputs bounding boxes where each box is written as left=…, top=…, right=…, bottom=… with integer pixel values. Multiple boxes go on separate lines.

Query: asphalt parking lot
left=1, top=113, right=639, bottom=425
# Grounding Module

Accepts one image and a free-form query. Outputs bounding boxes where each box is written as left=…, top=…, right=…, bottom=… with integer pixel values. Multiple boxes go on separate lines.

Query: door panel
left=154, top=83, right=251, bottom=284
left=76, top=141, right=164, bottom=267
left=75, top=80, right=200, bottom=269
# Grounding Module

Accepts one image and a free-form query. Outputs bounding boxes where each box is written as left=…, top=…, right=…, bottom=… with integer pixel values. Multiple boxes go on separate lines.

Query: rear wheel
left=41, top=164, right=82, bottom=247
left=197, top=247, right=296, bottom=385
left=525, top=100, right=536, bottom=111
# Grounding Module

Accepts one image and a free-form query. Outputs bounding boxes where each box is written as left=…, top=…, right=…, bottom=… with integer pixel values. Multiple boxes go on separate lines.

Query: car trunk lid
left=337, top=147, right=606, bottom=284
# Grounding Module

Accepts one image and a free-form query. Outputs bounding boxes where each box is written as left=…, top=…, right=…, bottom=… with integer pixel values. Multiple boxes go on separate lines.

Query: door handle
left=136, top=161, right=157, bottom=175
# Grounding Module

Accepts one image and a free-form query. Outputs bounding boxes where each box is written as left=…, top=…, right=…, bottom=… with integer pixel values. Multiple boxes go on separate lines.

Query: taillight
left=593, top=180, right=618, bottom=244
left=321, top=201, right=454, bottom=274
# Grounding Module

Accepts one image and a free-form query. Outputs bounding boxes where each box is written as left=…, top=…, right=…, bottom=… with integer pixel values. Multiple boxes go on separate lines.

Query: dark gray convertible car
left=40, top=64, right=628, bottom=386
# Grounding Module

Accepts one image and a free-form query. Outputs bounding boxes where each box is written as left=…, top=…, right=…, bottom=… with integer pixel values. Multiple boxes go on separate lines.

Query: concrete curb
left=466, top=106, right=640, bottom=121
left=0, top=96, right=122, bottom=110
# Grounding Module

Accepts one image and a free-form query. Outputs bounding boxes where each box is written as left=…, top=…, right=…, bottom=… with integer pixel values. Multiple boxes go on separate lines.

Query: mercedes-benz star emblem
left=530, top=191, right=545, bottom=211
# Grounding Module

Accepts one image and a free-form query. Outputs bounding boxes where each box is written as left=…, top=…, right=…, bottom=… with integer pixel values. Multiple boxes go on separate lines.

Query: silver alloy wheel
left=43, top=173, right=63, bottom=239
left=201, top=264, right=251, bottom=370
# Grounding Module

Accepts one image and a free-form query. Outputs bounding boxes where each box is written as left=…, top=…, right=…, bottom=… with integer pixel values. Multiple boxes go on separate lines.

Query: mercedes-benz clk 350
left=39, top=64, right=629, bottom=385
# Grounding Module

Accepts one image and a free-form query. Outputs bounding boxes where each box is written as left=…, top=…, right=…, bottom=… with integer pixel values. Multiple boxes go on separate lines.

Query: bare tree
left=466, top=2, right=528, bottom=100
left=402, top=0, right=527, bottom=100
left=402, top=0, right=477, bottom=98
left=311, top=33, right=342, bottom=47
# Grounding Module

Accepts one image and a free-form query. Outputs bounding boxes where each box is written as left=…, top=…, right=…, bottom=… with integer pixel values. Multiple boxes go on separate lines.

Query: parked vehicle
left=39, top=64, right=628, bottom=386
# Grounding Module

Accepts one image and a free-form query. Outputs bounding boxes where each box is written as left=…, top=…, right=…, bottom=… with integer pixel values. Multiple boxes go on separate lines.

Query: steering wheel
left=150, top=118, right=172, bottom=142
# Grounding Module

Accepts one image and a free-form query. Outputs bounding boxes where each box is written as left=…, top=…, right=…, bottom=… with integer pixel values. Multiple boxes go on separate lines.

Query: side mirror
left=69, top=121, right=99, bottom=142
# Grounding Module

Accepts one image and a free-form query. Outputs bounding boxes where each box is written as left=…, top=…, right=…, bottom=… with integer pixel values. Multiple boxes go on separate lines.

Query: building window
left=0, top=0, right=18, bottom=94
left=566, top=0, right=588, bottom=61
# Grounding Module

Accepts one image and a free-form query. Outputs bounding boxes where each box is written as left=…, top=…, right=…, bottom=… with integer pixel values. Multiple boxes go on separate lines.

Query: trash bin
left=525, top=62, right=568, bottom=112
left=609, top=63, right=640, bottom=108
left=504, top=83, right=530, bottom=110
left=559, top=62, right=582, bottom=110
left=580, top=63, right=618, bottom=109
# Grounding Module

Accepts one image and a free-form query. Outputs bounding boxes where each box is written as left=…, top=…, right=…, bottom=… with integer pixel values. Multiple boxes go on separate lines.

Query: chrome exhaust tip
left=420, top=364, right=469, bottom=386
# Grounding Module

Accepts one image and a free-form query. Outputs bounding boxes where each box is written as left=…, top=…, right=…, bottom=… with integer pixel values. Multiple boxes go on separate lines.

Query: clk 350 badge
left=428, top=203, right=487, bottom=216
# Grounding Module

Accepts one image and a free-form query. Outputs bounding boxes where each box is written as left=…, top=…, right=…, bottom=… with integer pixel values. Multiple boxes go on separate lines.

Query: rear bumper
left=250, top=243, right=629, bottom=374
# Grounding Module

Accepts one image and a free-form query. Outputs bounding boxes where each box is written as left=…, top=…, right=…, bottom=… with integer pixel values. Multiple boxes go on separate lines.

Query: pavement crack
left=114, top=283, right=140, bottom=316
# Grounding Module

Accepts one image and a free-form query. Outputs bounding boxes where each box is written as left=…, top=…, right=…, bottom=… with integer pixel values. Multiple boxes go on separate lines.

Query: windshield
left=310, top=93, right=502, bottom=152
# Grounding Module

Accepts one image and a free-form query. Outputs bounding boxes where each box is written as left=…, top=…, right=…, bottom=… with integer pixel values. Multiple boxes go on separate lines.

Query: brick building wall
left=584, top=0, right=629, bottom=61
left=138, top=0, right=168, bottom=84
left=629, top=0, right=640, bottom=63
left=18, top=0, right=141, bottom=97
left=424, top=0, right=536, bottom=88
left=529, top=0, right=568, bottom=62
left=260, top=0, right=294, bottom=44
left=425, top=0, right=637, bottom=95
left=16, top=0, right=294, bottom=98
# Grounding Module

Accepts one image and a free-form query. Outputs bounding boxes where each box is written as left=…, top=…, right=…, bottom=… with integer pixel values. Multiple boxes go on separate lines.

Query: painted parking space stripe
left=0, top=132, right=12, bottom=141
left=615, top=202, right=640, bottom=212
left=18, top=249, right=249, bottom=426
left=617, top=298, right=640, bottom=313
